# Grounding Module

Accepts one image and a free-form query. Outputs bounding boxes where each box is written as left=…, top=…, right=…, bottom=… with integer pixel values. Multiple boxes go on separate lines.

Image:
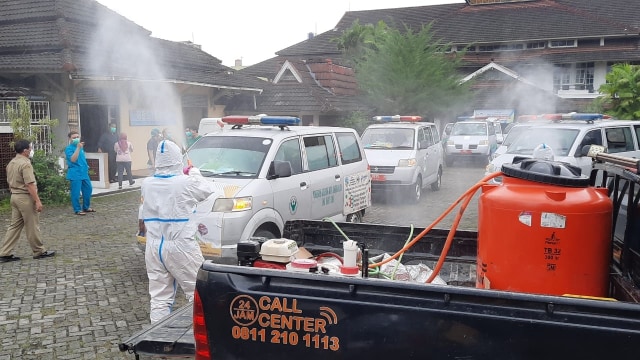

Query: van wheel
left=253, top=229, right=277, bottom=239
left=431, top=168, right=442, bottom=191
left=346, top=211, right=363, bottom=223
left=409, top=177, right=422, bottom=203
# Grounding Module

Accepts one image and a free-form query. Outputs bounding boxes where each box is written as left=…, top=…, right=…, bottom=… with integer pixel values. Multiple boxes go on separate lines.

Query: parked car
left=492, top=123, right=534, bottom=159
left=490, top=121, right=505, bottom=144
left=486, top=115, right=640, bottom=181
left=445, top=120, right=498, bottom=166
left=360, top=116, right=443, bottom=202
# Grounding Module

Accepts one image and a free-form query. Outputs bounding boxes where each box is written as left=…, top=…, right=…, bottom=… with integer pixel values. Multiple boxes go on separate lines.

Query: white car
left=141, top=115, right=372, bottom=263
left=445, top=120, right=498, bottom=166
left=361, top=116, right=444, bottom=202
left=486, top=116, right=640, bottom=181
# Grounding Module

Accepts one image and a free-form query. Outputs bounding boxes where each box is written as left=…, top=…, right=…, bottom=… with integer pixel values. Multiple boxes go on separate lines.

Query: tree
left=598, top=63, right=640, bottom=120
left=335, top=22, right=471, bottom=118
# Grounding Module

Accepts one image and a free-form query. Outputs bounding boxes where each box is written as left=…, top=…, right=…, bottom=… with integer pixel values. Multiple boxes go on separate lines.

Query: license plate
left=461, top=150, right=472, bottom=154
left=372, top=174, right=386, bottom=181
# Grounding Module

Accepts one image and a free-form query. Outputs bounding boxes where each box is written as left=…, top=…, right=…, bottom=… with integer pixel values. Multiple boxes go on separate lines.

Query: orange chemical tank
left=477, top=159, right=612, bottom=297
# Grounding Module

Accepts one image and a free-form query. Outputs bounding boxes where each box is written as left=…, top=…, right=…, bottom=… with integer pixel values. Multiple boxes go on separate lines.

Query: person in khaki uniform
left=0, top=139, right=55, bottom=263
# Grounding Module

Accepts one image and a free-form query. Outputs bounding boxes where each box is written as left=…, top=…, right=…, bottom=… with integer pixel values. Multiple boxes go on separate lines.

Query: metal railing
left=0, top=100, right=52, bottom=153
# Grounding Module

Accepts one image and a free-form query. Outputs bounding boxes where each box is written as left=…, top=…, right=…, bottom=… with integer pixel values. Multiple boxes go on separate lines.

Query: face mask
left=186, top=131, right=192, bottom=137
left=29, top=149, right=34, bottom=158
left=72, top=138, right=80, bottom=145
left=110, top=127, right=116, bottom=133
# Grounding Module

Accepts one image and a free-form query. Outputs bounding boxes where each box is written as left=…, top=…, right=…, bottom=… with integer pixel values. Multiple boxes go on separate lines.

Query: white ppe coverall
left=141, top=140, right=219, bottom=323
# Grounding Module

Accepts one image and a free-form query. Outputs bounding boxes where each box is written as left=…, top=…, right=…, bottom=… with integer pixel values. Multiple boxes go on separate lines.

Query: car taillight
left=193, top=289, right=211, bottom=360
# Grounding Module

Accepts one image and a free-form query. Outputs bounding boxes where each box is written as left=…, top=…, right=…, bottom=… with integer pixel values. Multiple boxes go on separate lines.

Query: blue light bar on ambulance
left=222, top=115, right=300, bottom=126
left=372, top=115, right=422, bottom=122
left=540, top=113, right=610, bottom=121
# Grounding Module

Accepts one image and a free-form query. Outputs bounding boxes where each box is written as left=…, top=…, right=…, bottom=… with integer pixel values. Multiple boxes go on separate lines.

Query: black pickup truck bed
left=120, top=154, right=640, bottom=359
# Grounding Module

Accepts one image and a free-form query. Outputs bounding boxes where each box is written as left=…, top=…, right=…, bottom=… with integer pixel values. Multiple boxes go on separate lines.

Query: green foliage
left=31, top=150, right=69, bottom=205
left=7, top=97, right=68, bottom=204
left=340, top=111, right=371, bottom=135
left=598, top=63, right=640, bottom=119
left=335, top=22, right=471, bottom=118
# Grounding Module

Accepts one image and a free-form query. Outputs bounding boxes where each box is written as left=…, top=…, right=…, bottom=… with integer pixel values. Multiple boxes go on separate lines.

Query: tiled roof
left=279, top=0, right=640, bottom=58
left=0, top=0, right=262, bottom=91
left=231, top=59, right=364, bottom=114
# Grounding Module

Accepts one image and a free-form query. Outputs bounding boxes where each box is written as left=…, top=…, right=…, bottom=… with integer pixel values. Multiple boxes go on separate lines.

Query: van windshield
left=502, top=125, right=531, bottom=147
left=452, top=122, right=487, bottom=136
left=506, top=128, right=579, bottom=156
left=185, top=136, right=270, bottom=177
left=361, top=128, right=414, bottom=149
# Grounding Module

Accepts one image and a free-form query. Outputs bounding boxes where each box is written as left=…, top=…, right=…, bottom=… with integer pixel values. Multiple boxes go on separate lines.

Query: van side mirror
left=267, top=160, right=292, bottom=180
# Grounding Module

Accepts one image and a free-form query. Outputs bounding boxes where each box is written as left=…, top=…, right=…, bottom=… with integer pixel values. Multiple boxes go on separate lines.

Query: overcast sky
left=96, top=0, right=461, bottom=67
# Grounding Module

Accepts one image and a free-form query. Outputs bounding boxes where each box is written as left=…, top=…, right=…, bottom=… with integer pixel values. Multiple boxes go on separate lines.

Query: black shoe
left=129, top=180, right=136, bottom=186
left=33, top=250, right=55, bottom=259
left=0, top=255, right=20, bottom=263
left=110, top=180, right=116, bottom=183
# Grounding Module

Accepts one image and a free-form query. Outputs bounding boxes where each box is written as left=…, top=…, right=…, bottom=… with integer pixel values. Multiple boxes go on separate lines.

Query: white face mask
left=29, top=149, right=34, bottom=158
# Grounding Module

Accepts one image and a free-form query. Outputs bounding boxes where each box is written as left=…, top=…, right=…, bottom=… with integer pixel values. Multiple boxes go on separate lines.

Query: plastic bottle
left=340, top=240, right=360, bottom=276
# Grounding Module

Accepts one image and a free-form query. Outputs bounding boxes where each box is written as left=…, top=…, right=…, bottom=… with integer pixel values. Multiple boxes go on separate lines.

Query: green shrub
left=32, top=150, right=69, bottom=205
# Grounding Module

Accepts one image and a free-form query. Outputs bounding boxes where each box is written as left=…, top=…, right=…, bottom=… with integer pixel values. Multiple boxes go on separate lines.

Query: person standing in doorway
left=0, top=140, right=55, bottom=263
left=97, top=122, right=118, bottom=183
left=146, top=128, right=161, bottom=175
left=65, top=131, right=94, bottom=215
left=114, top=132, right=135, bottom=189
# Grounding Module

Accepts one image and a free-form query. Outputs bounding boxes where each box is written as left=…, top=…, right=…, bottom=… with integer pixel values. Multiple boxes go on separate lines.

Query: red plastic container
left=477, top=159, right=612, bottom=297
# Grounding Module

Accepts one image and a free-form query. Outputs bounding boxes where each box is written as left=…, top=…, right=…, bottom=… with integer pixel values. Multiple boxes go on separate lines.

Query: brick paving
left=0, top=188, right=165, bottom=359
left=0, top=164, right=484, bottom=359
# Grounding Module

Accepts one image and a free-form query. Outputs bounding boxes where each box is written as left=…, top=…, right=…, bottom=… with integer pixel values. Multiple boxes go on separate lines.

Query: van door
left=424, top=126, right=443, bottom=184
left=302, top=133, right=344, bottom=220
left=335, top=132, right=371, bottom=217
left=270, top=137, right=311, bottom=223
left=417, top=127, right=433, bottom=184
left=604, top=125, right=640, bottom=158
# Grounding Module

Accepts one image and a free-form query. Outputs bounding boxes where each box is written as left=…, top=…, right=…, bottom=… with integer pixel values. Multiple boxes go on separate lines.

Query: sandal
left=75, top=211, right=86, bottom=215
left=84, top=208, right=96, bottom=213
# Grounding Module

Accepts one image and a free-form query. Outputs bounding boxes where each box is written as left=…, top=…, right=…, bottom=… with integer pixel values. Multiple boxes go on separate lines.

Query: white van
left=360, top=116, right=443, bottom=202
left=486, top=116, right=640, bottom=181
left=198, top=117, right=225, bottom=135
left=184, top=115, right=371, bottom=263
left=445, top=120, right=498, bottom=165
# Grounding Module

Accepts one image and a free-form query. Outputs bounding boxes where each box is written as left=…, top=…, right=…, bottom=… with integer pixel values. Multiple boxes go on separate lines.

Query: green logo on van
left=289, top=196, right=298, bottom=214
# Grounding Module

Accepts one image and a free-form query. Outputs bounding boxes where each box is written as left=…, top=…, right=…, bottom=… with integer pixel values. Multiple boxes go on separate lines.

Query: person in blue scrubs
left=65, top=131, right=94, bottom=215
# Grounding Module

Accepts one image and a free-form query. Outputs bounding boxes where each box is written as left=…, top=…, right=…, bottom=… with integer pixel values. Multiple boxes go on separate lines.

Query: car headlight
left=446, top=140, right=454, bottom=145
left=398, top=158, right=417, bottom=167
left=213, top=197, right=253, bottom=212
left=479, top=139, right=488, bottom=145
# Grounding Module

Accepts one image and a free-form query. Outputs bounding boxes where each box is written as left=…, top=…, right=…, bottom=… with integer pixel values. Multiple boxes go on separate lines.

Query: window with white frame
left=575, top=62, right=594, bottom=91
left=549, top=39, right=577, bottom=48
left=553, top=64, right=571, bottom=91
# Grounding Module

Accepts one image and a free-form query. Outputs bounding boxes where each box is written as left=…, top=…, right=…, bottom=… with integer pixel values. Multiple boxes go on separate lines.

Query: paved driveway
left=0, top=189, right=155, bottom=359
left=0, top=162, right=485, bottom=359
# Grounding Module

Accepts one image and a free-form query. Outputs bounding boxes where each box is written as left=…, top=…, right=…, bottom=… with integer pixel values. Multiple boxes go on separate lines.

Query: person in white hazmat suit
left=141, top=140, right=220, bottom=323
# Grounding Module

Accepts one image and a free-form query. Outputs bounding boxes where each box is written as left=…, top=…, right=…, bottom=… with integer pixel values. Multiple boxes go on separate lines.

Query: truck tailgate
left=119, top=303, right=194, bottom=357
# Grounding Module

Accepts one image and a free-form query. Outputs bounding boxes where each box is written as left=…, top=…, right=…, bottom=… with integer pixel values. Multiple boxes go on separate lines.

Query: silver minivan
left=361, top=116, right=443, bottom=202
left=171, top=116, right=371, bottom=263
left=445, top=121, right=498, bottom=165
